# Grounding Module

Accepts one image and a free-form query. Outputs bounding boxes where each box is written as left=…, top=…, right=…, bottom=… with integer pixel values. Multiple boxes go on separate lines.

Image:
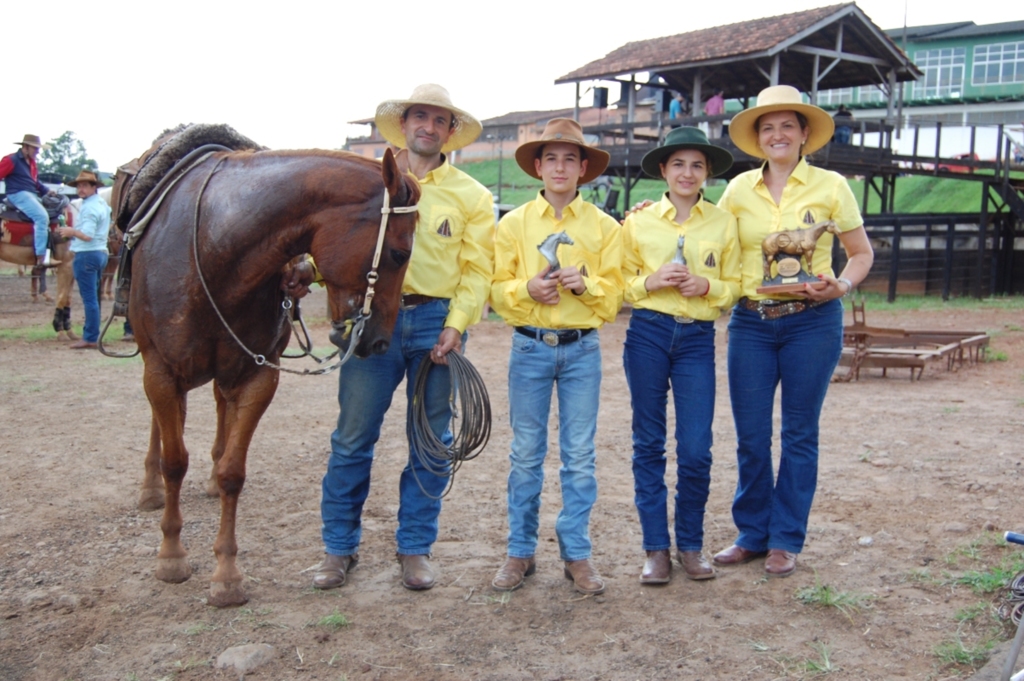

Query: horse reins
left=189, top=158, right=417, bottom=376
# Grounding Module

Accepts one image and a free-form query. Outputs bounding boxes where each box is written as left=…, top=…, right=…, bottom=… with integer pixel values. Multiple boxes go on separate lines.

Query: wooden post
left=933, top=122, right=942, bottom=176
left=977, top=182, right=988, bottom=299
left=888, top=220, right=901, bottom=302
left=574, top=83, right=580, bottom=122
left=942, top=220, right=954, bottom=301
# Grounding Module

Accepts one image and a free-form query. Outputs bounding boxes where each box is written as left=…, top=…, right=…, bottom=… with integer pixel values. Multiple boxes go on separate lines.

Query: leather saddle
left=0, top=194, right=70, bottom=224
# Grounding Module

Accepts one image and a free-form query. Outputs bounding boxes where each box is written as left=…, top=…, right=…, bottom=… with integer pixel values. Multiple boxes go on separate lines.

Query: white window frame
left=972, top=41, right=1024, bottom=86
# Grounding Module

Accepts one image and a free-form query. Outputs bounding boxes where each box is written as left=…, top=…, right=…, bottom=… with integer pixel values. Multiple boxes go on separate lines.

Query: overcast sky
left=3, top=0, right=1014, bottom=171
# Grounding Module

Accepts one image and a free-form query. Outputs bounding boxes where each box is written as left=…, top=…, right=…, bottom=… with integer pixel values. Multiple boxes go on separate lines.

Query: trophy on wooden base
left=756, top=220, right=839, bottom=294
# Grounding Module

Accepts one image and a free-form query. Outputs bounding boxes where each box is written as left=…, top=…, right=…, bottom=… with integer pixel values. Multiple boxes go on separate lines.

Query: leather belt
left=515, top=326, right=593, bottom=347
left=739, top=297, right=825, bottom=321
left=400, top=294, right=443, bottom=308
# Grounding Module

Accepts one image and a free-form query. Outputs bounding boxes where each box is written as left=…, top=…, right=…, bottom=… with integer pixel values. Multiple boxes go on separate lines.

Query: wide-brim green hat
left=641, top=126, right=734, bottom=179
left=728, top=85, right=834, bottom=158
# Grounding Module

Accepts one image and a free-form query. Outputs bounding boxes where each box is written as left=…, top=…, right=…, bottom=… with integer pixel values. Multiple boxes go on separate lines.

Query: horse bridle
left=324, top=187, right=418, bottom=366
left=192, top=156, right=418, bottom=375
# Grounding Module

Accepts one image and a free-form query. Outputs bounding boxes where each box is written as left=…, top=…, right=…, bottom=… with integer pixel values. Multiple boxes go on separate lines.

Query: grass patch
left=484, top=591, right=512, bottom=606
left=182, top=622, right=217, bottom=636
left=796, top=577, right=873, bottom=618
left=803, top=641, right=838, bottom=675
left=934, top=632, right=996, bottom=667
left=846, top=292, right=1024, bottom=312
left=954, top=602, right=992, bottom=623
left=943, top=406, right=960, bottom=414
left=0, top=325, right=63, bottom=342
left=314, top=608, right=350, bottom=630
left=984, top=350, right=1009, bottom=362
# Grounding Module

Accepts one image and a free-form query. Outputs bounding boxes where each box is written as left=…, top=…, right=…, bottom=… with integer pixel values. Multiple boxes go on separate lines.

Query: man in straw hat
left=489, top=118, right=624, bottom=595
left=314, top=84, right=494, bottom=592
left=0, top=134, right=59, bottom=265
left=58, top=170, right=111, bottom=350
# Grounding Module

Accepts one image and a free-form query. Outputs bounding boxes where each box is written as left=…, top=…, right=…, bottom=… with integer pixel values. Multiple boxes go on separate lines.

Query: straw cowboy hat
left=641, top=126, right=734, bottom=179
left=375, top=84, right=482, bottom=153
left=14, top=134, right=49, bottom=150
left=514, top=118, right=611, bottom=185
left=728, top=85, right=834, bottom=159
left=67, top=169, right=103, bottom=187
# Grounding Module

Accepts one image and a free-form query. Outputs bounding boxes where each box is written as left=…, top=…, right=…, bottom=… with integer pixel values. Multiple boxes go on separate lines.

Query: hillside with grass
left=456, top=156, right=992, bottom=215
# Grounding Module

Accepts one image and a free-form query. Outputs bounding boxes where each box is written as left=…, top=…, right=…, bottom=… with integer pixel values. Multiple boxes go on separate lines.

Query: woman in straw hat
left=621, top=127, right=741, bottom=585
left=712, top=85, right=873, bottom=578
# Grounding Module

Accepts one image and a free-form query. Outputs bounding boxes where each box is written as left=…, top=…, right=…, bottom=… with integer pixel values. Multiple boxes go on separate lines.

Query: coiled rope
left=407, top=350, right=491, bottom=499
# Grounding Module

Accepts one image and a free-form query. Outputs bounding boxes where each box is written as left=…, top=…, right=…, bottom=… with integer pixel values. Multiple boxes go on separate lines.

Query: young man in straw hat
left=314, top=84, right=494, bottom=592
left=58, top=170, right=111, bottom=350
left=489, top=118, right=623, bottom=595
left=0, top=134, right=60, bottom=265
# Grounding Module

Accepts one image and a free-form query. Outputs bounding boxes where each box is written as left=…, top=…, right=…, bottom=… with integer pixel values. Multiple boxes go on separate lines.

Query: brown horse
left=0, top=214, right=78, bottom=341
left=131, top=147, right=419, bottom=607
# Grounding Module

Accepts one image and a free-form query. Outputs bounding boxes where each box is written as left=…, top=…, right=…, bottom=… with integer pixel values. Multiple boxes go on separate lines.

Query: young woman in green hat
left=620, top=127, right=740, bottom=585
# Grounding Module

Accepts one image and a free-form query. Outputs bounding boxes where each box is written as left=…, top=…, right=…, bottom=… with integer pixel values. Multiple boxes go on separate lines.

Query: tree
left=37, top=131, right=99, bottom=184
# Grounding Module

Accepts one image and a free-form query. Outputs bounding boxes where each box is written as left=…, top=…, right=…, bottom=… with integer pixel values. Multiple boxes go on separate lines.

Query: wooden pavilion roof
left=555, top=3, right=920, bottom=98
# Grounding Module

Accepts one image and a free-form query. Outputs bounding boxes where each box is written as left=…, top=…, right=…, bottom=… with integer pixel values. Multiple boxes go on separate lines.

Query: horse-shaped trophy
left=538, top=230, right=573, bottom=279
left=117, top=124, right=420, bottom=607
left=671, top=235, right=686, bottom=266
left=757, top=220, right=840, bottom=294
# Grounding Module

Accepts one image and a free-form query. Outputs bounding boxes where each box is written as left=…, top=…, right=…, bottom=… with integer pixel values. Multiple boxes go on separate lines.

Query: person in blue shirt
left=58, top=170, right=110, bottom=349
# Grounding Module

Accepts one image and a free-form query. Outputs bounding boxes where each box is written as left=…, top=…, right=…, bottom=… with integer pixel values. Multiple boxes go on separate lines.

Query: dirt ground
left=1, top=264, right=1023, bottom=681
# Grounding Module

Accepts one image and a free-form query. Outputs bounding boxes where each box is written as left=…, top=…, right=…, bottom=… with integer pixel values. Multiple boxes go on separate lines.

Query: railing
left=833, top=213, right=1023, bottom=301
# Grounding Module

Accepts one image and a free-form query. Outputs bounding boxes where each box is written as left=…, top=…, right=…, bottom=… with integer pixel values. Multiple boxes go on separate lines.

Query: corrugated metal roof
left=885, top=20, right=1024, bottom=42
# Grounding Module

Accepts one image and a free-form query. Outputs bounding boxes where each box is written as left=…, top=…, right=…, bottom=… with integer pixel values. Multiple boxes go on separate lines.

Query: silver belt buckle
left=542, top=332, right=559, bottom=347
left=673, top=315, right=694, bottom=324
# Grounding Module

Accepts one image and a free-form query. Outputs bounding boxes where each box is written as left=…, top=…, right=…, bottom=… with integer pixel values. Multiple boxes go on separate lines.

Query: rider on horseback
left=0, top=134, right=60, bottom=265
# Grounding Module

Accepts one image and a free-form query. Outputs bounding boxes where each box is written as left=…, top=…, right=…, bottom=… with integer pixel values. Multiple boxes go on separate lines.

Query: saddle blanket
left=1, top=220, right=59, bottom=247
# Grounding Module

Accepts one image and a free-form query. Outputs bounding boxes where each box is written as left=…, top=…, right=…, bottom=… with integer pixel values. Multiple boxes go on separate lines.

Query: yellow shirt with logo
left=402, top=157, right=495, bottom=333
left=718, top=157, right=862, bottom=301
left=621, top=194, right=740, bottom=320
left=490, top=191, right=623, bottom=329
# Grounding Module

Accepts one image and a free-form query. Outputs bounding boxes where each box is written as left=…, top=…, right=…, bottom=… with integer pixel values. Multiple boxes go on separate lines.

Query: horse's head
left=316, top=149, right=419, bottom=358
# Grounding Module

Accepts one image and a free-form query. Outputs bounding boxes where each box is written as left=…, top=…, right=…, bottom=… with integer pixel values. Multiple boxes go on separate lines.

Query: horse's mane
left=125, top=123, right=265, bottom=221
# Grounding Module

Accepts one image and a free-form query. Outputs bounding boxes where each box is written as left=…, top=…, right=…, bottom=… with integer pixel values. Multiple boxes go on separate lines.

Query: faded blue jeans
left=726, top=299, right=844, bottom=554
left=505, top=328, right=602, bottom=562
left=72, top=250, right=107, bottom=343
left=321, top=299, right=459, bottom=557
left=6, top=191, right=49, bottom=256
left=623, top=309, right=716, bottom=552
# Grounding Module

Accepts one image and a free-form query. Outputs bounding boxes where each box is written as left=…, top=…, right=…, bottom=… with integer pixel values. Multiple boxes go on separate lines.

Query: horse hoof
left=155, top=557, right=192, bottom=583
left=138, top=488, right=165, bottom=511
left=43, top=294, right=53, bottom=302
left=66, top=330, right=79, bottom=341
left=208, top=580, right=248, bottom=608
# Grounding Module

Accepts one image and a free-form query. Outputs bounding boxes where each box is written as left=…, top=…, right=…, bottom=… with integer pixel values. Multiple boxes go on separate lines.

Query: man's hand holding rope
left=432, top=327, right=462, bottom=365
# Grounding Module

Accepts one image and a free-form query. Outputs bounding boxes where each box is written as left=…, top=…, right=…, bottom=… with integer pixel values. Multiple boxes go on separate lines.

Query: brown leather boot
left=639, top=550, right=671, bottom=585
left=492, top=556, right=536, bottom=591
left=397, top=554, right=435, bottom=590
left=564, top=559, right=606, bottom=595
left=677, top=550, right=716, bottom=580
left=765, top=549, right=797, bottom=578
left=312, top=553, right=358, bottom=590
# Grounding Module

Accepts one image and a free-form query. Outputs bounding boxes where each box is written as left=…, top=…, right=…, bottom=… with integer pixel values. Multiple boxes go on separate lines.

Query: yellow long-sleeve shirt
left=621, top=194, right=740, bottom=320
left=490, top=191, right=623, bottom=329
left=718, top=157, right=862, bottom=301
left=402, top=158, right=495, bottom=333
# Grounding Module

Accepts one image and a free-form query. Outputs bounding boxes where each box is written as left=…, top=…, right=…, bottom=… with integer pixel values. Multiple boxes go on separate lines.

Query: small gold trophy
left=756, top=220, right=839, bottom=294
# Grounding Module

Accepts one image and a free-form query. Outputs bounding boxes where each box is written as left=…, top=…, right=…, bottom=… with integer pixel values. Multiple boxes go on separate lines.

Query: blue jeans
left=506, top=328, right=602, bottom=562
left=726, top=299, right=843, bottom=554
left=623, top=309, right=716, bottom=552
left=321, top=299, right=459, bottom=556
left=7, top=191, right=49, bottom=256
left=72, top=250, right=108, bottom=342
